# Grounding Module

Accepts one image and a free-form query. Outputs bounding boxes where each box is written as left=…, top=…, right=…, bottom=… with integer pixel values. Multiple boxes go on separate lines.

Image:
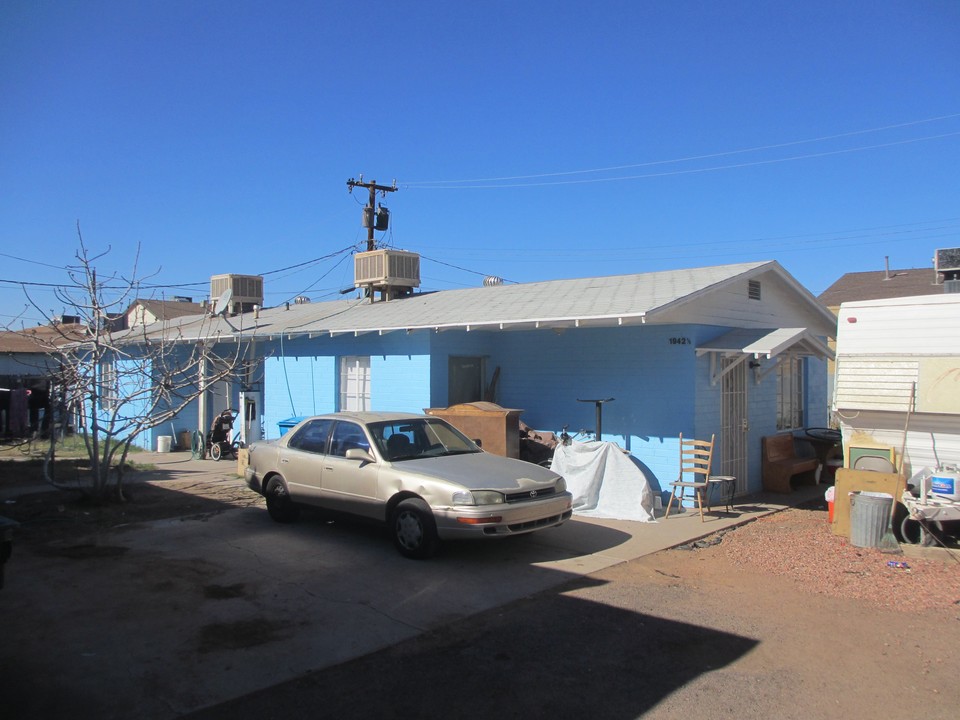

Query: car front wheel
left=265, top=477, right=300, bottom=523
left=391, top=498, right=439, bottom=559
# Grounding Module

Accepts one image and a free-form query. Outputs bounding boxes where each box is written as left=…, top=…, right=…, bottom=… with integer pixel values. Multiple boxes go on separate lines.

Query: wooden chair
left=664, top=433, right=715, bottom=521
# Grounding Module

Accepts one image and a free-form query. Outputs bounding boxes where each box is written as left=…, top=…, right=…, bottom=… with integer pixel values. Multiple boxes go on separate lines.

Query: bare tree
left=11, top=228, right=251, bottom=501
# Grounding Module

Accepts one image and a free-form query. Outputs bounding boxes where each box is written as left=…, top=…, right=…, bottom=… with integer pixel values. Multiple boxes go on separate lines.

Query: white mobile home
left=833, top=294, right=960, bottom=475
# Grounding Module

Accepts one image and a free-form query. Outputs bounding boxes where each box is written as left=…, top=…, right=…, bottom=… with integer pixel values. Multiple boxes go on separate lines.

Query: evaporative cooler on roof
left=354, top=249, right=420, bottom=299
left=210, top=274, right=264, bottom=315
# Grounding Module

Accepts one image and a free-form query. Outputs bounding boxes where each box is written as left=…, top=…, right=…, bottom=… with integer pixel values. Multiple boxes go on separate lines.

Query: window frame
left=339, top=356, right=371, bottom=411
left=775, top=355, right=805, bottom=431
left=99, top=360, right=118, bottom=411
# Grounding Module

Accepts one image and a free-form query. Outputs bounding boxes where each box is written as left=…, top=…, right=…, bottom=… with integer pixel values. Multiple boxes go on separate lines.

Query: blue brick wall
left=263, top=354, right=335, bottom=439
left=806, top=356, right=829, bottom=427
left=472, top=324, right=717, bottom=502
left=371, top=354, right=431, bottom=413
left=260, top=334, right=434, bottom=438
left=144, top=321, right=829, bottom=505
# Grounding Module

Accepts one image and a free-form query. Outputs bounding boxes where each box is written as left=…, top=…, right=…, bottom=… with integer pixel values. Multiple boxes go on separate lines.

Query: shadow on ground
left=184, top=576, right=758, bottom=720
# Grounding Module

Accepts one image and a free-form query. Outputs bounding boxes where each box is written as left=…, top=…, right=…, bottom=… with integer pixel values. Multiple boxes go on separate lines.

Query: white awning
left=696, top=328, right=834, bottom=385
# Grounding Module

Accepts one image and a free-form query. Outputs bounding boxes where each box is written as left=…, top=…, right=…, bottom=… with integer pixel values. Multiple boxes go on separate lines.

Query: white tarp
left=551, top=441, right=656, bottom=522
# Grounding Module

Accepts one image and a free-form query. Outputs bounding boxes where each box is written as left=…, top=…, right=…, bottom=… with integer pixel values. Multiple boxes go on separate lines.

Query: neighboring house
left=122, top=298, right=206, bottom=329
left=0, top=319, right=87, bottom=436
left=818, top=264, right=947, bottom=403
left=833, top=293, right=960, bottom=477
left=131, top=260, right=836, bottom=504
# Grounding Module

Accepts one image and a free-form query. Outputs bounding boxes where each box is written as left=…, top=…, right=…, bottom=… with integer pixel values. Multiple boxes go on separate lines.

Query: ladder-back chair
left=664, top=433, right=715, bottom=521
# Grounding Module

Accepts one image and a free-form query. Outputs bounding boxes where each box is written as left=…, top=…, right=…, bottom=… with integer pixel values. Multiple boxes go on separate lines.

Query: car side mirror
left=345, top=448, right=375, bottom=464
left=473, top=438, right=482, bottom=448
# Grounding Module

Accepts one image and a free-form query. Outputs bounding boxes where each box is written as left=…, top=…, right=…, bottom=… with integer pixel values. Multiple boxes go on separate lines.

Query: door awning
left=696, top=328, right=834, bottom=385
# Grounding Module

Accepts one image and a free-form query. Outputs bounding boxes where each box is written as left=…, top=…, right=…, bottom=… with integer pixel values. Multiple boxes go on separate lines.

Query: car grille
left=505, top=509, right=573, bottom=533
left=504, top=487, right=557, bottom=503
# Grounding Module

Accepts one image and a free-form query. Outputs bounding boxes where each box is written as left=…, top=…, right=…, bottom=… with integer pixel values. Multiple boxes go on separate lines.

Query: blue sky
left=2, top=1, right=958, bottom=326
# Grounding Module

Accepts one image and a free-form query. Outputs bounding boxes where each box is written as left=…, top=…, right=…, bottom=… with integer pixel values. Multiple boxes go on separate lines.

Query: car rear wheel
left=391, top=498, right=439, bottom=559
left=265, top=477, right=300, bottom=523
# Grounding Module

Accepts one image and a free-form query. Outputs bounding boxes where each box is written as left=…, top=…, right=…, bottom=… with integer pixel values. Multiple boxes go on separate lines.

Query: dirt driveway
left=3, top=458, right=958, bottom=720
left=182, top=507, right=960, bottom=720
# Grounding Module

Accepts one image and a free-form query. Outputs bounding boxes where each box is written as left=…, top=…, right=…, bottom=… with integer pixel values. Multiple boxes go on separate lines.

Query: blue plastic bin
left=278, top=416, right=307, bottom=436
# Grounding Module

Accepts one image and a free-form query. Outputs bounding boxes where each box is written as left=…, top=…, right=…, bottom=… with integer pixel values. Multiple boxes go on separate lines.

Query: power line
left=418, top=254, right=515, bottom=283
left=403, top=131, right=960, bottom=189
left=403, top=112, right=960, bottom=188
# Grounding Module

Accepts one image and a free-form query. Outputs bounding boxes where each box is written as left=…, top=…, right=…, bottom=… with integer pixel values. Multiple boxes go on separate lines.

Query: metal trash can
left=849, top=491, right=893, bottom=548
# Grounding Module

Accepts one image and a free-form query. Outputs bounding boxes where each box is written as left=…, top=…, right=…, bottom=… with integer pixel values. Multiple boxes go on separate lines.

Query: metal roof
left=130, top=260, right=832, bottom=343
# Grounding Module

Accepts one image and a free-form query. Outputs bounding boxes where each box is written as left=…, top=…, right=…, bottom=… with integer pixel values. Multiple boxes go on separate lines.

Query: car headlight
left=452, top=490, right=505, bottom=506
left=555, top=476, right=566, bottom=493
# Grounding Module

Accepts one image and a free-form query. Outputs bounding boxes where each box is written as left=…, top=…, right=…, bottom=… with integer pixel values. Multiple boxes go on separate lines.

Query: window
left=288, top=419, right=333, bottom=454
left=339, top=356, right=370, bottom=411
left=329, top=421, right=371, bottom=457
left=99, top=361, right=118, bottom=411
left=776, top=356, right=805, bottom=430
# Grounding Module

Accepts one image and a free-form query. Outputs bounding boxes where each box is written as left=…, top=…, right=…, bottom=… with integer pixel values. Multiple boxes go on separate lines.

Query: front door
left=721, top=357, right=749, bottom=494
left=448, top=356, right=485, bottom=405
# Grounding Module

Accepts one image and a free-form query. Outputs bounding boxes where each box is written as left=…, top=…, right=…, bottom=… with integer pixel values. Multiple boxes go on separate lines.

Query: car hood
left=393, top=452, right=561, bottom=491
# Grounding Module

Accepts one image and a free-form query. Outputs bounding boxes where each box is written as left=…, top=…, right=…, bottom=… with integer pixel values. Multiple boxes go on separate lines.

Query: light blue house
left=136, top=260, right=837, bottom=504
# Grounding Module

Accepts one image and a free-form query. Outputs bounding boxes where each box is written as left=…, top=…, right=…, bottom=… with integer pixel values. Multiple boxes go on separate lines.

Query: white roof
left=697, top=327, right=834, bottom=361
left=839, top=293, right=960, bottom=310
left=129, top=260, right=834, bottom=343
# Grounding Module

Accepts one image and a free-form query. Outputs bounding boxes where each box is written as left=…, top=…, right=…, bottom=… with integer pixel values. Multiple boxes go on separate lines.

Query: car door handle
left=281, top=458, right=289, bottom=464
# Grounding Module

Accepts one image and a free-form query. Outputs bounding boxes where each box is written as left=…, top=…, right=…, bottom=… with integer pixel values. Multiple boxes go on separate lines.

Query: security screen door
left=721, top=357, right=749, bottom=494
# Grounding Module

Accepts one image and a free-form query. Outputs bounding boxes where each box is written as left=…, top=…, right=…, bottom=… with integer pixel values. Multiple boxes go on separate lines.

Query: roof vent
left=483, top=276, right=503, bottom=287
left=294, top=296, right=311, bottom=304
left=748, top=279, right=762, bottom=301
left=354, top=249, right=420, bottom=300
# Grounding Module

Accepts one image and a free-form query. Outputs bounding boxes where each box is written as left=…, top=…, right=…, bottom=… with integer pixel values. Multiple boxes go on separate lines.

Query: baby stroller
left=207, top=409, right=240, bottom=461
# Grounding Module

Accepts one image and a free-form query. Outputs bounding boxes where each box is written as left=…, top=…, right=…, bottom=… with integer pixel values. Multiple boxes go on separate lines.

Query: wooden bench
left=761, top=433, right=820, bottom=493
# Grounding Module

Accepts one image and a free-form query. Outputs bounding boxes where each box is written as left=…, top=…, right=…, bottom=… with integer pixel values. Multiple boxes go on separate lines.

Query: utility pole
left=346, top=176, right=397, bottom=251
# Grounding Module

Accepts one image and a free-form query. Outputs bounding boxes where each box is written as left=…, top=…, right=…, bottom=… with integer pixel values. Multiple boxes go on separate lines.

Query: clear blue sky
left=2, top=0, right=958, bottom=326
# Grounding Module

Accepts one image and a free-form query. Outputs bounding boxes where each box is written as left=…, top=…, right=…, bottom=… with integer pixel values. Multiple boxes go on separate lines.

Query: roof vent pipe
left=884, top=256, right=890, bottom=280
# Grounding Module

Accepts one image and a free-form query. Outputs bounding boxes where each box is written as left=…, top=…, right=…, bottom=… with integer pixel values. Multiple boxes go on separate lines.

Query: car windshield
left=369, top=418, right=481, bottom=461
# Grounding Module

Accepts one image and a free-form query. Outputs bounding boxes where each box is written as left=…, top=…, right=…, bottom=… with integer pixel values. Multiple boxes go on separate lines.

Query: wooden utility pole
left=346, top=177, right=397, bottom=251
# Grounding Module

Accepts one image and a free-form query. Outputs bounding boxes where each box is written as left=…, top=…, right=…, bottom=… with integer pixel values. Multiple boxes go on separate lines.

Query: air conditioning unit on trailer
left=354, top=249, right=420, bottom=299
left=210, top=274, right=264, bottom=315
left=936, top=248, right=960, bottom=294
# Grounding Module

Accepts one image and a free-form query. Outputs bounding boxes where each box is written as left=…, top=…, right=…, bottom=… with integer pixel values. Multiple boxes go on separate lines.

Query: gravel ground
left=707, top=504, right=960, bottom=612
